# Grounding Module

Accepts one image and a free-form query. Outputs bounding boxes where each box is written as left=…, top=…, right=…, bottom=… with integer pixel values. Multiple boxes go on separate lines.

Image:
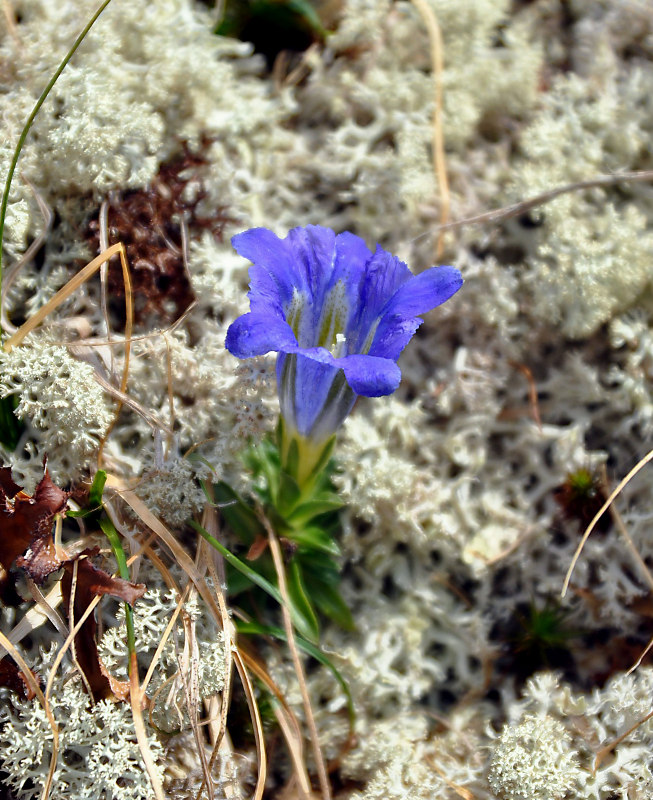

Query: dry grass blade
left=104, top=475, right=222, bottom=622
left=434, top=169, right=653, bottom=234
left=410, top=0, right=448, bottom=260
left=0, top=631, right=59, bottom=800
left=173, top=578, right=214, bottom=800
left=562, top=448, right=653, bottom=597
left=141, top=583, right=190, bottom=695
left=93, top=370, right=173, bottom=433
left=232, top=647, right=267, bottom=800
left=195, top=517, right=236, bottom=800
left=129, top=651, right=166, bottom=800
left=241, top=650, right=312, bottom=798
left=1, top=0, right=20, bottom=43
left=44, top=591, right=101, bottom=703
left=593, top=707, right=653, bottom=772
left=25, top=575, right=68, bottom=638
left=1, top=177, right=53, bottom=335
left=0, top=582, right=62, bottom=658
left=3, top=242, right=124, bottom=352
left=262, top=513, right=331, bottom=800
left=602, top=468, right=653, bottom=593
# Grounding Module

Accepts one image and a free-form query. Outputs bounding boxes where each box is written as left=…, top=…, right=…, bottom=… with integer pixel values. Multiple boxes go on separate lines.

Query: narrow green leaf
left=209, top=481, right=264, bottom=545
left=190, top=519, right=316, bottom=642
left=287, top=560, right=320, bottom=642
left=308, top=581, right=355, bottom=631
left=99, top=516, right=136, bottom=656
left=286, top=494, right=344, bottom=526
left=287, top=525, right=340, bottom=556
left=66, top=470, right=107, bottom=519
left=88, top=469, right=107, bottom=508
left=236, top=620, right=355, bottom=725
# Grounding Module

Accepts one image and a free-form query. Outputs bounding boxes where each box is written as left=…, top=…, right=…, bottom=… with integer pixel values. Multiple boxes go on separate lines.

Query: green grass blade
left=237, top=620, right=355, bottom=725
left=99, top=515, right=136, bottom=658
left=0, top=0, right=115, bottom=312
left=190, top=519, right=317, bottom=641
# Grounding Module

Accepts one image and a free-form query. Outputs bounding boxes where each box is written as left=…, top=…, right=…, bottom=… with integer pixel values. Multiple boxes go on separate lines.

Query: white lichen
left=0, top=335, right=113, bottom=488
left=489, top=714, right=580, bottom=800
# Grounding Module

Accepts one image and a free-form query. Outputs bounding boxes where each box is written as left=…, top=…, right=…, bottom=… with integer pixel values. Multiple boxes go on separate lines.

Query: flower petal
left=369, top=265, right=463, bottom=360
left=349, top=247, right=412, bottom=350
left=225, top=312, right=297, bottom=358
left=287, top=226, right=337, bottom=304
left=232, top=228, right=296, bottom=307
left=277, top=353, right=349, bottom=438
left=340, top=354, right=401, bottom=396
left=383, top=265, right=463, bottom=318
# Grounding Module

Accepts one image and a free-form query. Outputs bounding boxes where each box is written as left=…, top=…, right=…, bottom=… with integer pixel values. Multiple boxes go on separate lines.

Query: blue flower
left=226, top=225, right=462, bottom=458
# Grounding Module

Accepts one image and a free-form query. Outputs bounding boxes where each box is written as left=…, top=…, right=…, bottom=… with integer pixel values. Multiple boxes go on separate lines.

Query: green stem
left=99, top=516, right=136, bottom=662
left=0, top=0, right=115, bottom=327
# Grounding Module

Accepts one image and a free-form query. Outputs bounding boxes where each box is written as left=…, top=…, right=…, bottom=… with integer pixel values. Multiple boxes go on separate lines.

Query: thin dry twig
left=562, top=448, right=653, bottom=597
left=509, top=360, right=542, bottom=431
left=261, top=511, right=331, bottom=800
left=433, top=170, right=653, bottom=234
left=601, top=466, right=653, bottom=593
left=593, top=707, right=653, bottom=773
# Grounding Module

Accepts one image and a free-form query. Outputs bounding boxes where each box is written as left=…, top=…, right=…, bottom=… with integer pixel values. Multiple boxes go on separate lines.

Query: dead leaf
left=0, top=656, right=38, bottom=700
left=61, top=550, right=146, bottom=702
left=0, top=465, right=69, bottom=585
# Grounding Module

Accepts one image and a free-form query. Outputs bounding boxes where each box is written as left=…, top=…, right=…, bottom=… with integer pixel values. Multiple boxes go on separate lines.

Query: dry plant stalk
left=436, top=170, right=653, bottom=234
left=562, top=447, right=653, bottom=597
left=410, top=0, right=449, bottom=260
left=240, top=649, right=313, bottom=797
left=261, top=511, right=331, bottom=800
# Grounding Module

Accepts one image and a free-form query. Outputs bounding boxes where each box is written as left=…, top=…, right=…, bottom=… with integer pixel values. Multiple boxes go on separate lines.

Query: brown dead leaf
left=61, top=550, right=146, bottom=702
left=0, top=465, right=70, bottom=585
left=0, top=656, right=38, bottom=700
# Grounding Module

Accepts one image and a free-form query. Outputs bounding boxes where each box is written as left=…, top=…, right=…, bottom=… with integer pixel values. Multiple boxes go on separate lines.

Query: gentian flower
left=226, top=225, right=462, bottom=483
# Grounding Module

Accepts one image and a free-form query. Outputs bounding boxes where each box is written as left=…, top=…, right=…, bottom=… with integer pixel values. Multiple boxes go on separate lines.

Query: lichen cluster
left=2, top=0, right=653, bottom=797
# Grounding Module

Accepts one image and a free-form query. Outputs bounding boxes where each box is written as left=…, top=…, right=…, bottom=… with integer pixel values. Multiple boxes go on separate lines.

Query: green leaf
left=307, top=580, right=355, bottom=631
left=99, top=516, right=136, bottom=655
left=287, top=525, right=341, bottom=556
left=0, top=395, right=24, bottom=452
left=67, top=469, right=107, bottom=519
left=89, top=469, right=107, bottom=508
left=286, top=493, right=344, bottom=526
left=190, top=519, right=317, bottom=643
left=277, top=470, right=301, bottom=516
left=287, top=560, right=319, bottom=642
left=236, top=620, right=356, bottom=725
left=209, top=481, right=264, bottom=546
